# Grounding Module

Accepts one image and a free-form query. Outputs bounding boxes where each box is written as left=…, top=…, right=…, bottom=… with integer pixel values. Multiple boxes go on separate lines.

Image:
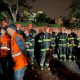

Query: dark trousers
left=58, top=46, right=67, bottom=60
left=0, top=57, right=8, bottom=80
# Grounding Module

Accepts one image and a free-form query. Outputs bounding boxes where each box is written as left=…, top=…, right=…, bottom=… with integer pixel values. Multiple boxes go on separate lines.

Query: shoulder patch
left=15, top=36, right=21, bottom=42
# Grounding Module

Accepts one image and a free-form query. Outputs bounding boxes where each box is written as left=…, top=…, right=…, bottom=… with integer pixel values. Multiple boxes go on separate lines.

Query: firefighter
left=61, top=30, right=80, bottom=74
left=34, top=28, right=43, bottom=66
left=44, top=27, right=51, bottom=69
left=57, top=27, right=67, bottom=61
left=38, top=27, right=51, bottom=70
left=49, top=28, right=57, bottom=58
left=24, top=28, right=35, bottom=66
left=76, top=33, right=80, bottom=68
left=0, top=27, right=10, bottom=80
left=38, top=28, right=46, bottom=70
left=6, top=23, right=28, bottom=80
left=67, top=29, right=78, bottom=62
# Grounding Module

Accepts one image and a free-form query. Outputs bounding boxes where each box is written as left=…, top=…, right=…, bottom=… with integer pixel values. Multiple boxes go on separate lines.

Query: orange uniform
left=11, top=32, right=28, bottom=70
left=0, top=34, right=10, bottom=57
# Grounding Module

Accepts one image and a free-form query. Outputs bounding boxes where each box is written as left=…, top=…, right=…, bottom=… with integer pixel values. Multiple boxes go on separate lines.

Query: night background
left=0, top=0, right=80, bottom=80
left=30, top=0, right=72, bottom=18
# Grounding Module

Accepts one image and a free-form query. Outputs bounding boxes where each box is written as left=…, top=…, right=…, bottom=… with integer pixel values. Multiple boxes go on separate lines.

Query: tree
left=36, top=11, right=47, bottom=23
left=69, top=0, right=80, bottom=28
left=2, top=0, right=32, bottom=22
left=0, top=0, right=10, bottom=21
left=69, top=0, right=80, bottom=19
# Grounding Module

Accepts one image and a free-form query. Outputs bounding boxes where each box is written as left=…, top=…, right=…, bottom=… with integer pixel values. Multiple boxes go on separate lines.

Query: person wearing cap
left=6, top=23, right=28, bottom=80
left=24, top=28, right=35, bottom=69
left=67, top=29, right=78, bottom=61
left=43, top=26, right=51, bottom=69
left=49, top=28, right=57, bottom=58
left=1, top=20, right=8, bottom=28
left=38, top=27, right=51, bottom=70
left=76, top=33, right=80, bottom=69
left=37, top=28, right=46, bottom=70
left=28, top=23, right=36, bottom=38
left=57, top=27, right=67, bottom=61
left=0, top=27, right=10, bottom=80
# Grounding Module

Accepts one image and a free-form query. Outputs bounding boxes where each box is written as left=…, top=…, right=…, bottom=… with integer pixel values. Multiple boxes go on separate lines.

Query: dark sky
left=29, top=0, right=72, bottom=19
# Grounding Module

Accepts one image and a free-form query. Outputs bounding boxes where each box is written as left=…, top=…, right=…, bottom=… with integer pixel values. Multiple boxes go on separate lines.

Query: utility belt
left=12, top=51, right=22, bottom=57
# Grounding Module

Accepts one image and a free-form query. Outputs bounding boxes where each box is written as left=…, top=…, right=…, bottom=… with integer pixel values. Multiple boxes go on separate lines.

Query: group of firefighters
left=0, top=20, right=80, bottom=80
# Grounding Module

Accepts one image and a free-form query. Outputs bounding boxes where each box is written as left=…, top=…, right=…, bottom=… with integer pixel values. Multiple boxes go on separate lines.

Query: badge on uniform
left=15, top=36, right=21, bottom=42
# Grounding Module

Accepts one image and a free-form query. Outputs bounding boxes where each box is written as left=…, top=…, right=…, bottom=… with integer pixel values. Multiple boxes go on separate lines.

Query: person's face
left=24, top=30, right=29, bottom=34
left=6, top=28, right=12, bottom=35
left=39, top=28, right=43, bottom=33
left=62, top=28, right=65, bottom=33
left=28, top=26, right=32, bottom=29
left=1, top=29, right=6, bottom=35
left=2, top=21, right=7, bottom=27
left=46, top=28, right=49, bottom=33
left=71, top=29, right=74, bottom=33
left=17, top=27, right=20, bottom=30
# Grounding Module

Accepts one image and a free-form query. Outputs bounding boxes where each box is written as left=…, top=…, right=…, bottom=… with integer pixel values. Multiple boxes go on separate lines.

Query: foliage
left=15, top=21, right=32, bottom=27
left=69, top=0, right=80, bottom=19
left=69, top=19, right=80, bottom=28
left=1, top=0, right=31, bottom=22
left=35, top=22, right=46, bottom=27
left=0, top=13, right=5, bottom=20
left=35, top=12, right=47, bottom=23
left=68, top=0, right=80, bottom=28
left=46, top=17, right=54, bottom=24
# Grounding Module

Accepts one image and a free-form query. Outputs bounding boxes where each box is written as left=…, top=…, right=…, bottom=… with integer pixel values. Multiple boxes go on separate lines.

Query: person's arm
left=15, top=36, right=26, bottom=56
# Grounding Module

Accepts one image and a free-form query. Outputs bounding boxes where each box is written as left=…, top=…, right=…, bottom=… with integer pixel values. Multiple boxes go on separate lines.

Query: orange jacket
left=0, top=34, right=10, bottom=57
left=11, top=32, right=28, bottom=71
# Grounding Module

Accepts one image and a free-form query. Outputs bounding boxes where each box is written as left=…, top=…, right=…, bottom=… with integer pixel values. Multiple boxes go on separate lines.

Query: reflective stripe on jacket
left=0, top=34, right=10, bottom=57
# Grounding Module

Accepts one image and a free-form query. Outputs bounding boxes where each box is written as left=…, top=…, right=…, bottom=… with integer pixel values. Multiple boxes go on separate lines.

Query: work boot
left=40, top=64, right=44, bottom=70
left=45, top=63, right=50, bottom=70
